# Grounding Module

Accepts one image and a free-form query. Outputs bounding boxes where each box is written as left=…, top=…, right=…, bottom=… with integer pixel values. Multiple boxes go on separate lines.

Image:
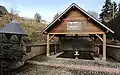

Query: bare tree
left=9, top=5, right=20, bottom=21
left=10, top=5, right=20, bottom=15
left=34, top=13, right=42, bottom=22
left=87, top=11, right=98, bottom=19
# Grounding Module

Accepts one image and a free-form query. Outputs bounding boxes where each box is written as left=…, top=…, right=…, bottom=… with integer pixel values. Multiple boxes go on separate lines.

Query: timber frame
left=41, top=3, right=114, bottom=61
left=46, top=33, right=107, bottom=60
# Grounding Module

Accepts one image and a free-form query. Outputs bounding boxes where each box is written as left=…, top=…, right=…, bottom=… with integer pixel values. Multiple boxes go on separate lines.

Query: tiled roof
left=0, top=20, right=27, bottom=35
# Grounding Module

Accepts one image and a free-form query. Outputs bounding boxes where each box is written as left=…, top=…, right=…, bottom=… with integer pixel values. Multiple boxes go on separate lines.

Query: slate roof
left=0, top=20, right=27, bottom=35
left=41, top=3, right=114, bottom=34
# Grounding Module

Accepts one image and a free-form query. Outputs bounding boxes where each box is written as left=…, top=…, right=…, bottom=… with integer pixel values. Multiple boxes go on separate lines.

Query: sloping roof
left=41, top=3, right=114, bottom=34
left=0, top=5, right=8, bottom=14
left=0, top=20, right=27, bottom=35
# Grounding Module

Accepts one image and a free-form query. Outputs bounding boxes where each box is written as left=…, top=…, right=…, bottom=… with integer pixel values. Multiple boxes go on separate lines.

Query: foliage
left=0, top=5, right=47, bottom=44
left=0, top=34, right=25, bottom=71
left=118, top=2, right=120, bottom=14
left=99, top=0, right=118, bottom=22
left=106, top=15, right=120, bottom=40
left=10, top=5, right=20, bottom=15
left=53, top=13, right=59, bottom=20
left=20, top=22, right=46, bottom=44
left=53, top=12, right=62, bottom=20
left=22, top=36, right=32, bottom=44
left=29, top=32, right=46, bottom=43
left=34, top=13, right=41, bottom=22
left=112, top=2, right=118, bottom=17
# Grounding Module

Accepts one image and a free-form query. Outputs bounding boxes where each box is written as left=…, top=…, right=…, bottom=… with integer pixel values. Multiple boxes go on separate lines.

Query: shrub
left=0, top=34, right=25, bottom=72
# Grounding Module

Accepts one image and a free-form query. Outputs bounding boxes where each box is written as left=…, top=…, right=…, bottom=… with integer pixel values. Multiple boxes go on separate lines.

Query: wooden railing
left=107, top=45, right=120, bottom=48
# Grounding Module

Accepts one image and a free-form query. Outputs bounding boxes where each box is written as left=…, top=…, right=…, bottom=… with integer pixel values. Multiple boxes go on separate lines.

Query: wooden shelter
left=41, top=3, right=114, bottom=61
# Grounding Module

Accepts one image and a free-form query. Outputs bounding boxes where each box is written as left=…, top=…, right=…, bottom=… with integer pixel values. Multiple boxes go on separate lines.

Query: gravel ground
left=3, top=55, right=120, bottom=75
left=8, top=64, right=119, bottom=75
left=30, top=55, right=120, bottom=69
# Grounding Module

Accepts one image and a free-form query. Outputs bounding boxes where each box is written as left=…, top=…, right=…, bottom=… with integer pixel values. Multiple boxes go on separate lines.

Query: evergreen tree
left=118, top=2, right=120, bottom=14
left=99, top=0, right=117, bottom=22
left=34, top=13, right=41, bottom=22
left=53, top=12, right=62, bottom=20
left=0, top=34, right=25, bottom=73
left=53, top=13, right=59, bottom=20
left=111, top=2, right=118, bottom=18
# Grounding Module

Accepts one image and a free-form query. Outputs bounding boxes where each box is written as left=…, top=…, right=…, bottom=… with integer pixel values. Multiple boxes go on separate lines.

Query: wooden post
left=97, top=45, right=100, bottom=54
left=54, top=44, right=57, bottom=54
left=47, top=34, right=50, bottom=56
left=102, top=34, right=106, bottom=61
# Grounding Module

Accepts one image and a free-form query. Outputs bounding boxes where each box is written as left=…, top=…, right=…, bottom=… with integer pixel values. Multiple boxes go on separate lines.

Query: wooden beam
left=95, top=34, right=103, bottom=42
left=88, top=17, right=90, bottom=20
left=58, top=19, right=61, bottom=21
left=73, top=6, right=75, bottom=9
left=49, top=32, right=104, bottom=35
left=44, top=31, right=47, bottom=34
left=107, top=45, right=120, bottom=48
left=106, top=30, right=109, bottom=33
left=97, top=46, right=100, bottom=54
left=59, top=41, right=61, bottom=52
left=102, top=34, right=106, bottom=61
left=49, top=34, right=55, bottom=41
left=47, top=34, right=50, bottom=56
left=64, top=18, right=86, bottom=22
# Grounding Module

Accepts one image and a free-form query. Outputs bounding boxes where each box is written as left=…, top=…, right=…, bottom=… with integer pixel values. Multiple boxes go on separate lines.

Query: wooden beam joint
left=95, top=34, right=103, bottom=42
left=49, top=34, right=55, bottom=41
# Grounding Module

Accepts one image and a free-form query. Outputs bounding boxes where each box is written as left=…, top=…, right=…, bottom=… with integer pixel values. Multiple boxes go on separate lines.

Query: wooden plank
left=49, top=32, right=104, bottom=35
left=102, top=34, right=106, bottom=61
left=26, top=43, right=60, bottom=47
left=49, top=10, right=104, bottom=33
left=64, top=18, right=87, bottom=22
left=95, top=34, right=103, bottom=42
left=49, top=34, right=55, bottom=41
left=47, top=34, right=50, bottom=56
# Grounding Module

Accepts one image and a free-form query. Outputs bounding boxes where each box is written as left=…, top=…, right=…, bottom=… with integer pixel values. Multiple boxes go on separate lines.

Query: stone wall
left=107, top=46, right=120, bottom=62
left=10, top=45, right=46, bottom=70
left=25, top=45, right=46, bottom=59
